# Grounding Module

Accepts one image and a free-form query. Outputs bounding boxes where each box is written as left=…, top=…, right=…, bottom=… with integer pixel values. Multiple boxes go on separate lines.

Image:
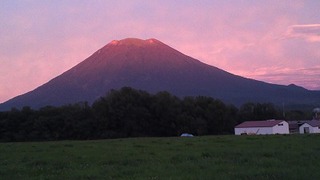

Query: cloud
left=286, top=24, right=320, bottom=42
left=243, top=66, right=320, bottom=90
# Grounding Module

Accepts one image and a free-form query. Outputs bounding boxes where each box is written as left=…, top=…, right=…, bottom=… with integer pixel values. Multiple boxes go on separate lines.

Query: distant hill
left=1, top=38, right=320, bottom=110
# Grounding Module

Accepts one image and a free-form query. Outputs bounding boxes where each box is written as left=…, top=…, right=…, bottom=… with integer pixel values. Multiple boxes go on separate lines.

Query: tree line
left=0, top=87, right=313, bottom=142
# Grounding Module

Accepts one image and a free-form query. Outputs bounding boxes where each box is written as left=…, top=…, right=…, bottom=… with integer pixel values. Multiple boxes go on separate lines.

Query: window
left=278, top=123, right=283, bottom=126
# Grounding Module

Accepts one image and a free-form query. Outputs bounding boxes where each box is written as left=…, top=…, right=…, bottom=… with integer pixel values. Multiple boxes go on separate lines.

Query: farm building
left=234, top=120, right=289, bottom=135
left=288, top=120, right=310, bottom=133
left=299, top=120, right=320, bottom=134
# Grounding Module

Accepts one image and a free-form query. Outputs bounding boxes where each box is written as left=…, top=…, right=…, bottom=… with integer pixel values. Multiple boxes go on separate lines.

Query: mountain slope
left=1, top=38, right=320, bottom=110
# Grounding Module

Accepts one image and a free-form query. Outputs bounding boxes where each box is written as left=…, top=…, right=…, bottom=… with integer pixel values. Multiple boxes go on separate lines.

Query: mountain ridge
left=1, top=38, right=320, bottom=110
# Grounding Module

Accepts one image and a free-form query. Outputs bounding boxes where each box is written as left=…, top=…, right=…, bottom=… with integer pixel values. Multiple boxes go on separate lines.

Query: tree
left=313, top=108, right=320, bottom=120
left=238, top=103, right=279, bottom=122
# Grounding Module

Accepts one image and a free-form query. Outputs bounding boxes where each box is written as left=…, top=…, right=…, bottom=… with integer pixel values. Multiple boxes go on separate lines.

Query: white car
left=180, top=133, right=194, bottom=137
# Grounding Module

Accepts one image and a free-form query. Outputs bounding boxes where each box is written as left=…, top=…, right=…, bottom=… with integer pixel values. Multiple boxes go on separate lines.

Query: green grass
left=0, top=134, right=320, bottom=179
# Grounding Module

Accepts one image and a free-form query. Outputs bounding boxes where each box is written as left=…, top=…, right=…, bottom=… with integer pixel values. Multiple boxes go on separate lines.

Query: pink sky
left=1, top=0, right=320, bottom=103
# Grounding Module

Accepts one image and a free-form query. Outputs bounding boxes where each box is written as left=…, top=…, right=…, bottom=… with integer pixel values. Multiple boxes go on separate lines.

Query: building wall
left=235, top=127, right=273, bottom=135
left=235, top=121, right=289, bottom=135
left=299, top=124, right=320, bottom=134
left=272, top=121, right=289, bottom=134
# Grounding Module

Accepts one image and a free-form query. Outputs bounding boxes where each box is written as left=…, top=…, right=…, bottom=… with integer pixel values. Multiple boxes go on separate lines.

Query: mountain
left=1, top=38, right=320, bottom=110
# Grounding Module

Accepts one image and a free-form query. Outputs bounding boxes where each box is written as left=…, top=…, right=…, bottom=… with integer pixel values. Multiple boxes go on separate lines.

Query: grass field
left=0, top=134, right=320, bottom=179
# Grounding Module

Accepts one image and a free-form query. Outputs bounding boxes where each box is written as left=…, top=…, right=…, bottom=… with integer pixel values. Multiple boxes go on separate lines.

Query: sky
left=1, top=0, right=320, bottom=103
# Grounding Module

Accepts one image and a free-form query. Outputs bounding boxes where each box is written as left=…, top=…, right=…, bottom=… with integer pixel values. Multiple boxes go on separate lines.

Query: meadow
left=0, top=134, right=320, bottom=179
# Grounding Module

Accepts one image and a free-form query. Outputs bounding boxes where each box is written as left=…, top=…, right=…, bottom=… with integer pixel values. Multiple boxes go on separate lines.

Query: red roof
left=235, top=120, right=285, bottom=128
left=303, top=120, right=320, bottom=127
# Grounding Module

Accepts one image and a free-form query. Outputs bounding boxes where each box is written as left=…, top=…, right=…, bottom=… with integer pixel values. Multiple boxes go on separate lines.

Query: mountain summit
left=1, top=38, right=320, bottom=110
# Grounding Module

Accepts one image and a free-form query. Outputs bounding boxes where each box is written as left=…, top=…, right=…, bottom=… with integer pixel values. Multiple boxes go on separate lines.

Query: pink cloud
left=242, top=66, right=320, bottom=90
left=285, top=24, right=320, bottom=42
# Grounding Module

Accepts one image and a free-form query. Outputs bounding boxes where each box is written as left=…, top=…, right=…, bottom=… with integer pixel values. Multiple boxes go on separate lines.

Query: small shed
left=234, top=120, right=289, bottom=135
left=299, top=120, right=320, bottom=134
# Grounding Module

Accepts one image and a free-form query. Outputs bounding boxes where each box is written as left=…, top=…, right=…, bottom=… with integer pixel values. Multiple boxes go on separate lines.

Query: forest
left=0, top=87, right=314, bottom=142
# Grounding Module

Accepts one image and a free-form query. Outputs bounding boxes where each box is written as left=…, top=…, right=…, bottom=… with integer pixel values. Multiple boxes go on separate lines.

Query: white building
left=234, top=120, right=289, bottom=135
left=299, top=120, right=320, bottom=134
